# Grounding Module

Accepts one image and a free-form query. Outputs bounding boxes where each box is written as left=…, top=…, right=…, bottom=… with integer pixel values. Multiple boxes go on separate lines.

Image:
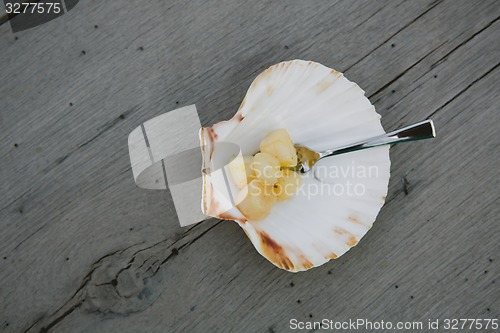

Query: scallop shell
left=200, top=60, right=390, bottom=272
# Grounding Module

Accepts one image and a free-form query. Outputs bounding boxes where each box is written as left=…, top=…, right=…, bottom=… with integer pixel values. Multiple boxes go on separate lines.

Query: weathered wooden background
left=1, top=1, right=499, bottom=332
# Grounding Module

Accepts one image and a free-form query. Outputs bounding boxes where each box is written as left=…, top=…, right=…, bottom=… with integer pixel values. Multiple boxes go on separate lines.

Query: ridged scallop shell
left=200, top=60, right=390, bottom=272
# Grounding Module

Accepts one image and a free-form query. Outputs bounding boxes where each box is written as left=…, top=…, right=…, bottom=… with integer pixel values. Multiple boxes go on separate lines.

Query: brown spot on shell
left=207, top=128, right=217, bottom=159
left=202, top=180, right=208, bottom=213
left=200, top=127, right=217, bottom=160
left=235, top=113, right=244, bottom=122
left=259, top=231, right=294, bottom=270
left=348, top=216, right=364, bottom=225
left=267, top=85, right=274, bottom=95
left=300, top=256, right=314, bottom=270
left=243, top=229, right=250, bottom=238
left=203, top=180, right=246, bottom=223
left=205, top=183, right=217, bottom=216
left=315, top=76, right=336, bottom=93
left=346, top=235, right=358, bottom=247
left=238, top=97, right=247, bottom=111
left=252, top=65, right=274, bottom=86
left=335, top=227, right=358, bottom=247
left=252, top=60, right=312, bottom=89
left=327, top=253, right=338, bottom=259
left=335, top=227, right=347, bottom=235
left=207, top=127, right=218, bottom=141
left=218, top=212, right=246, bottom=223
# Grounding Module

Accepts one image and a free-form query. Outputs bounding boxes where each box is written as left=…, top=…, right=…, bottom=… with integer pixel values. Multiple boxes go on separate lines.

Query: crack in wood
left=147, top=259, right=160, bottom=275
left=13, top=222, right=49, bottom=250
left=50, top=248, right=125, bottom=314
left=345, top=0, right=444, bottom=72
left=0, top=188, right=30, bottom=213
left=386, top=81, right=426, bottom=113
left=369, top=41, right=447, bottom=101
left=426, top=62, right=499, bottom=119
left=369, top=16, right=499, bottom=122
left=403, top=176, right=410, bottom=195
left=152, top=221, right=222, bottom=276
left=41, top=106, right=138, bottom=175
left=182, top=220, right=222, bottom=249
left=38, top=301, right=84, bottom=333
left=78, top=107, right=136, bottom=149
left=22, top=316, right=43, bottom=333
left=430, top=16, right=500, bottom=70
left=132, top=222, right=206, bottom=271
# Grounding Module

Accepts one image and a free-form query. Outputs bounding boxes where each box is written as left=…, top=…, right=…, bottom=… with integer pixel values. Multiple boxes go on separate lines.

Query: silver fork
left=294, top=119, right=436, bottom=173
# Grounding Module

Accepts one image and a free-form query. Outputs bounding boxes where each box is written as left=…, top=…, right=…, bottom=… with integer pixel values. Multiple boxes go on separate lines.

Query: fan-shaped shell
left=200, top=60, right=390, bottom=272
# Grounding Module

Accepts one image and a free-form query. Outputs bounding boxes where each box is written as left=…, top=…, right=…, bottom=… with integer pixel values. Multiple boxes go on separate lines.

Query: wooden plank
left=0, top=0, right=498, bottom=332
left=51, top=23, right=500, bottom=333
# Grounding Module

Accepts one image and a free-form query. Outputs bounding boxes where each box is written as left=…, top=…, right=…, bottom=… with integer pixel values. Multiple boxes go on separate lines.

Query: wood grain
left=0, top=0, right=498, bottom=332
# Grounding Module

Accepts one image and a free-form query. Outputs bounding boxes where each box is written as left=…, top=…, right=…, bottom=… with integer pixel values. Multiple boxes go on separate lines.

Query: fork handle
left=319, top=119, right=436, bottom=158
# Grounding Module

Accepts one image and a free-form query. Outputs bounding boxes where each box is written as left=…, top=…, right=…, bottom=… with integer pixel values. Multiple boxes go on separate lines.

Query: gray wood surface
left=1, top=0, right=499, bottom=332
